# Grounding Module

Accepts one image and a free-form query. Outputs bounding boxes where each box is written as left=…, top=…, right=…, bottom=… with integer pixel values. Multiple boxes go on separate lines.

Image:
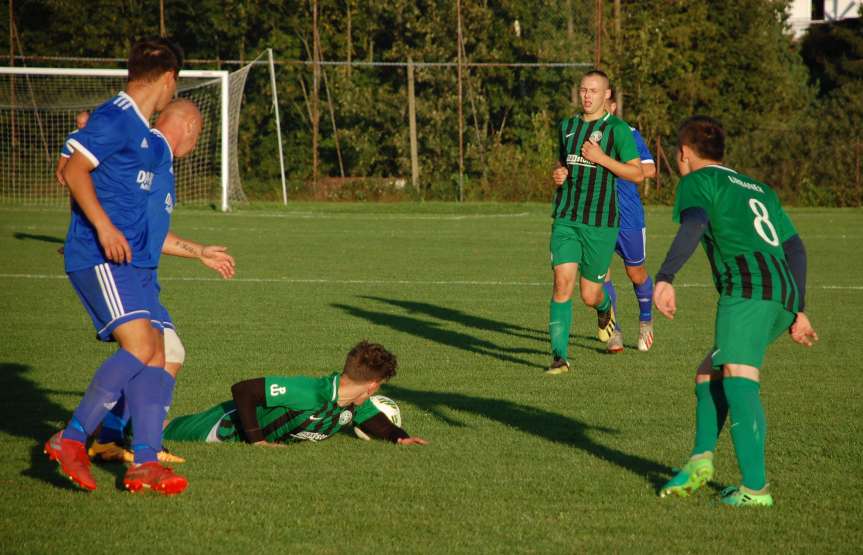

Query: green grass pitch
left=0, top=203, right=860, bottom=553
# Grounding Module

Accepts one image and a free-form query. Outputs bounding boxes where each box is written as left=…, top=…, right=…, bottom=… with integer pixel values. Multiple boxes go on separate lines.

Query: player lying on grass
left=653, top=115, right=817, bottom=507
left=162, top=341, right=428, bottom=446
left=83, top=99, right=235, bottom=465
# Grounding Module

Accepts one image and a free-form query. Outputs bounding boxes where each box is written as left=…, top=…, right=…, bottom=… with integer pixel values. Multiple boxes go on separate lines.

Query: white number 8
left=749, top=198, right=779, bottom=246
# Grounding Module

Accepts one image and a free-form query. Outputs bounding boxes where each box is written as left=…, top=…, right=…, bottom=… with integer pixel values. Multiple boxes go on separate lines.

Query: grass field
left=0, top=202, right=860, bottom=553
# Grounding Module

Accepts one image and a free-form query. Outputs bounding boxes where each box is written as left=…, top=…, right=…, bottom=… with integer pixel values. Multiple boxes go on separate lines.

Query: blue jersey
left=142, top=129, right=175, bottom=269
left=616, top=127, right=654, bottom=230
left=60, top=129, right=79, bottom=158
left=63, top=92, right=159, bottom=272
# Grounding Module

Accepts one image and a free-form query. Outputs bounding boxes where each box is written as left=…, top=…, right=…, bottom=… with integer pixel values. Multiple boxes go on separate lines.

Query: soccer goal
left=0, top=56, right=284, bottom=211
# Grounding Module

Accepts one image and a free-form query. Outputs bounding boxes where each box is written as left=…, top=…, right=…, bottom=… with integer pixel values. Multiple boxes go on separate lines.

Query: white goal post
left=0, top=58, right=285, bottom=211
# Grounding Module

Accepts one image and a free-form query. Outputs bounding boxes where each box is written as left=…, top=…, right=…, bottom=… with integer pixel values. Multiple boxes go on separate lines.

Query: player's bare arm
left=581, top=142, right=644, bottom=183
left=55, top=156, right=69, bottom=187
left=161, top=231, right=235, bottom=279
left=62, top=151, right=131, bottom=263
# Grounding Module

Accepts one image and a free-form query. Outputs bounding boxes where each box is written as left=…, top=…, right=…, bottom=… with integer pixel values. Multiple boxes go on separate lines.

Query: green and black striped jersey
left=213, top=373, right=382, bottom=444
left=673, top=165, right=800, bottom=312
left=553, top=112, right=640, bottom=227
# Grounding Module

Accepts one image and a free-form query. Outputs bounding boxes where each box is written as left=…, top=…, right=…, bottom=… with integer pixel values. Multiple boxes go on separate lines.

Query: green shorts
left=711, top=296, right=795, bottom=369
left=163, top=401, right=238, bottom=443
left=549, top=222, right=619, bottom=283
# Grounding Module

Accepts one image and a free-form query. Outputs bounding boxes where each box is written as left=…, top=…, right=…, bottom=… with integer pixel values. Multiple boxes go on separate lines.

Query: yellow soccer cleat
left=89, top=441, right=186, bottom=464
left=597, top=305, right=617, bottom=342
left=157, top=449, right=186, bottom=464
left=88, top=441, right=134, bottom=463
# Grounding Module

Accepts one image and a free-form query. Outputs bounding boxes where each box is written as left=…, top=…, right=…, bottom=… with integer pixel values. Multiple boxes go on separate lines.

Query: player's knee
left=580, top=287, right=601, bottom=307
left=164, top=328, right=186, bottom=366
left=626, top=265, right=648, bottom=284
left=119, top=324, right=158, bottom=363
left=552, top=273, right=575, bottom=300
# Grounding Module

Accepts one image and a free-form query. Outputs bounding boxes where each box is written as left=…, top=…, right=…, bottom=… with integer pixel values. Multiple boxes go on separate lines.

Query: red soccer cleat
left=123, top=462, right=188, bottom=495
left=44, top=431, right=97, bottom=491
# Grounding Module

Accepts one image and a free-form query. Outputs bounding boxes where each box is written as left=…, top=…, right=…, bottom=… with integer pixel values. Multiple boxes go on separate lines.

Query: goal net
left=0, top=63, right=260, bottom=210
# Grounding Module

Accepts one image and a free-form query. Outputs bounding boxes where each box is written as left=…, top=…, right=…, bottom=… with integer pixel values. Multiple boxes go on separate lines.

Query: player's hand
left=97, top=224, right=132, bottom=264
left=653, top=281, right=677, bottom=319
left=552, top=166, right=568, bottom=186
left=397, top=436, right=429, bottom=446
left=581, top=140, right=605, bottom=164
left=200, top=245, right=236, bottom=279
left=790, top=312, right=818, bottom=347
left=55, top=157, right=69, bottom=187
left=253, top=440, right=287, bottom=448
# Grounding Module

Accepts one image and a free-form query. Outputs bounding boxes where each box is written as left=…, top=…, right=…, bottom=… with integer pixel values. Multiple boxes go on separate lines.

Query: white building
left=788, top=0, right=861, bottom=37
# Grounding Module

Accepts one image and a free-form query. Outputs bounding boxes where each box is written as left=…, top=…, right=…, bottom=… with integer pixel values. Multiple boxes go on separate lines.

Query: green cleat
left=719, top=486, right=774, bottom=507
left=659, top=457, right=714, bottom=498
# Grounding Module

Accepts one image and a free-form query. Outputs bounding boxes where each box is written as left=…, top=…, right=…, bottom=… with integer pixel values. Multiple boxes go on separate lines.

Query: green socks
left=723, top=377, right=767, bottom=491
left=549, top=299, right=572, bottom=360
left=595, top=289, right=611, bottom=313
left=691, top=380, right=729, bottom=457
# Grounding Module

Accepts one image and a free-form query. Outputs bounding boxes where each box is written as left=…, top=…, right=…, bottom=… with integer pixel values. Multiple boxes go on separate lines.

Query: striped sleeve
left=66, top=111, right=126, bottom=168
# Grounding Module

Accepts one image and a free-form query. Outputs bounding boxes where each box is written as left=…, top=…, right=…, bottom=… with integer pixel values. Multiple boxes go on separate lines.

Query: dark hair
left=608, top=86, right=616, bottom=103
left=583, top=68, right=611, bottom=89
left=677, top=115, right=725, bottom=161
left=342, top=340, right=397, bottom=382
left=127, top=37, right=184, bottom=83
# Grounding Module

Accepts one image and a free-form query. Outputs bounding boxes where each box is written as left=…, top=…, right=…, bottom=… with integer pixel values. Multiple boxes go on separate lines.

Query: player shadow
left=359, top=296, right=547, bottom=343
left=13, top=232, right=64, bottom=244
left=360, top=296, right=612, bottom=355
left=0, top=362, right=128, bottom=491
left=385, top=384, right=677, bottom=492
left=332, top=302, right=547, bottom=369
left=0, top=362, right=83, bottom=490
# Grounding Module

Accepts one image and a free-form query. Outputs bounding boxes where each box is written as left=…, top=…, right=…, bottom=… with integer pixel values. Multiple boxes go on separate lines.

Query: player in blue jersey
left=44, top=38, right=190, bottom=495
left=86, top=99, right=236, bottom=464
left=599, top=91, right=656, bottom=353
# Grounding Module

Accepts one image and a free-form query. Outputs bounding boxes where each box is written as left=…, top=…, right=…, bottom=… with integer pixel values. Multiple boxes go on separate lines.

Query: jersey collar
left=151, top=128, right=174, bottom=161
left=329, top=373, right=340, bottom=402
left=118, top=91, right=150, bottom=128
left=705, top=164, right=736, bottom=173
left=580, top=111, right=611, bottom=124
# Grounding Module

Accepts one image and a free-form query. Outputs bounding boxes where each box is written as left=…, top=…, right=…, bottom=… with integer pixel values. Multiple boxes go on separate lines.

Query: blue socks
left=64, top=349, right=145, bottom=444
left=126, top=366, right=167, bottom=464
left=162, top=373, right=176, bottom=422
left=634, top=276, right=654, bottom=322
left=602, top=281, right=620, bottom=330
left=97, top=395, right=129, bottom=444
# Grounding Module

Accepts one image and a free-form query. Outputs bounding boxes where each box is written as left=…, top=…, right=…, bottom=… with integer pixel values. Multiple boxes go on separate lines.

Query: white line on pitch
left=1, top=273, right=861, bottom=290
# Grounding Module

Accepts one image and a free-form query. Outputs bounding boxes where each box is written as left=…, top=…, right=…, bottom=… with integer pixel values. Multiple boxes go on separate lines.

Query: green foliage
left=6, top=0, right=861, bottom=204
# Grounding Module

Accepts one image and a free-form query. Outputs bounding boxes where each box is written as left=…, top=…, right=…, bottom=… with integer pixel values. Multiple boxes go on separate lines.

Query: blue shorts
left=149, top=271, right=175, bottom=331
left=615, top=227, right=646, bottom=267
left=67, top=263, right=157, bottom=341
